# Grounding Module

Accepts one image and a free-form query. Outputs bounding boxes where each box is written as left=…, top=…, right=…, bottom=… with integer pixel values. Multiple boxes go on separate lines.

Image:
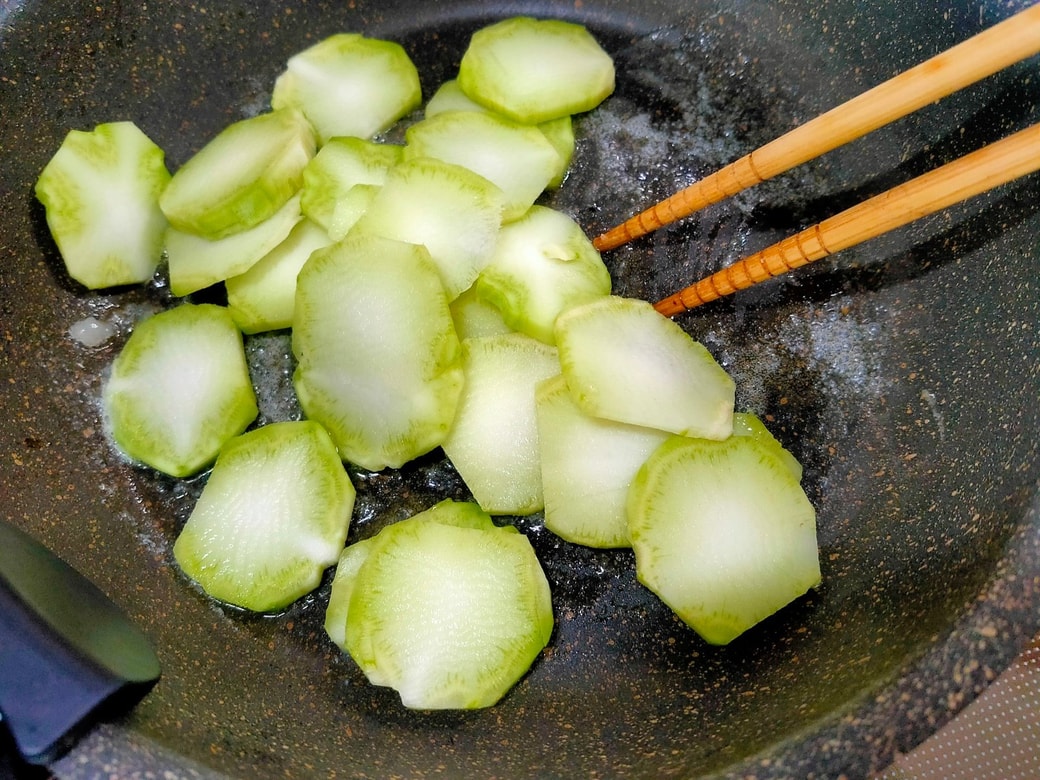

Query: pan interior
left=0, top=1, right=1037, bottom=778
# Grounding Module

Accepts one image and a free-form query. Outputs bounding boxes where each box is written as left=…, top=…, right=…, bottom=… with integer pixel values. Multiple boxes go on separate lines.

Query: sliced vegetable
left=341, top=500, right=553, bottom=709
left=35, top=121, right=170, bottom=289
left=103, top=303, right=258, bottom=478
left=441, top=333, right=560, bottom=515
left=325, top=499, right=501, bottom=660
left=299, top=137, right=402, bottom=232
left=555, top=296, right=735, bottom=439
left=403, top=110, right=561, bottom=221
left=323, top=537, right=377, bottom=649
left=271, top=33, right=421, bottom=145
left=457, top=17, right=615, bottom=124
left=350, top=156, right=505, bottom=300
left=627, top=434, right=820, bottom=645
left=536, top=374, right=670, bottom=548
left=164, top=194, right=302, bottom=297
left=226, top=217, right=333, bottom=334
left=476, top=205, right=611, bottom=344
left=292, top=233, right=464, bottom=471
left=159, top=108, right=315, bottom=240
left=173, top=420, right=355, bottom=612
left=424, top=80, right=574, bottom=189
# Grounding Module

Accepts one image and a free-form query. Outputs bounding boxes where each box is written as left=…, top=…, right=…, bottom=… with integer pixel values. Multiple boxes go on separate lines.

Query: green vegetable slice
left=292, top=233, right=464, bottom=471
left=555, top=296, right=735, bottom=439
left=173, top=420, right=355, bottom=613
left=35, top=121, right=171, bottom=289
left=164, top=194, right=303, bottom=297
left=476, top=205, right=612, bottom=344
left=103, top=303, right=258, bottom=478
left=441, top=333, right=560, bottom=515
left=403, top=111, right=561, bottom=221
left=351, top=154, right=505, bottom=299
left=226, top=217, right=333, bottom=334
left=271, top=33, right=421, bottom=145
left=324, top=499, right=500, bottom=653
left=627, top=434, right=820, bottom=645
left=159, top=108, right=315, bottom=240
left=457, top=17, right=615, bottom=124
left=424, top=79, right=574, bottom=189
left=343, top=500, right=553, bottom=709
left=299, top=137, right=402, bottom=232
left=350, top=156, right=505, bottom=300
left=449, top=284, right=513, bottom=342
left=536, top=374, right=670, bottom=548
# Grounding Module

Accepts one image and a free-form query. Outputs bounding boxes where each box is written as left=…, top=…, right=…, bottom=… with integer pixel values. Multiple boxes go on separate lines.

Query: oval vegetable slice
left=457, top=17, right=615, bottom=124
left=35, top=121, right=171, bottom=289
left=103, top=303, right=259, bottom=478
left=174, top=420, right=356, bottom=613
left=158, top=108, right=315, bottom=240
left=271, top=33, right=421, bottom=145
left=441, top=333, right=560, bottom=516
left=536, top=374, right=670, bottom=548
left=342, top=500, right=553, bottom=709
left=350, top=156, right=505, bottom=300
left=476, top=205, right=611, bottom=344
left=403, top=111, right=561, bottom=221
left=292, top=233, right=464, bottom=471
left=164, top=194, right=303, bottom=297
left=226, top=217, right=333, bottom=334
left=627, top=434, right=820, bottom=645
left=555, top=296, right=735, bottom=439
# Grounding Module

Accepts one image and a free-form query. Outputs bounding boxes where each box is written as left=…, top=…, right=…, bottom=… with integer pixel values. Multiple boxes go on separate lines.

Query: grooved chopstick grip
left=593, top=4, right=1040, bottom=252
left=654, top=121, right=1040, bottom=316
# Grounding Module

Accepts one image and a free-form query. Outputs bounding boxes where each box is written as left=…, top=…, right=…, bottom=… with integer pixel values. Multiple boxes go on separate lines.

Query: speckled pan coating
left=0, top=1, right=1037, bottom=778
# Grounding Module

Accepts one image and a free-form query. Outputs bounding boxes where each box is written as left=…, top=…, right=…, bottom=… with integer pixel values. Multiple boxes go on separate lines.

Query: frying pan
left=1, top=0, right=1038, bottom=777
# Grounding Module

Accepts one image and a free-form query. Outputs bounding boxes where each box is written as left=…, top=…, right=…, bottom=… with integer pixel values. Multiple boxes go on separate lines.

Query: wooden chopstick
left=593, top=4, right=1040, bottom=252
left=653, top=120, right=1040, bottom=316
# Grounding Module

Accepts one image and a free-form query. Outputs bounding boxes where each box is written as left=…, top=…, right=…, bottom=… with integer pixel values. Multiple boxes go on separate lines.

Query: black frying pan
left=1, top=0, right=1038, bottom=777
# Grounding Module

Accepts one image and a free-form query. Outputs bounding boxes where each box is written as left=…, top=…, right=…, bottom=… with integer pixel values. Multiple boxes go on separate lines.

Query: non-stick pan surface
left=1, top=0, right=1038, bottom=777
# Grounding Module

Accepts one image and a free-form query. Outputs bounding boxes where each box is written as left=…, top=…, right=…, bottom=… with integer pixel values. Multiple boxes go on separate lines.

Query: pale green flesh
left=326, top=183, right=379, bottom=241
left=35, top=121, right=171, bottom=289
left=173, top=420, right=356, bottom=613
left=226, top=217, right=333, bottom=334
left=343, top=502, right=553, bottom=709
left=476, top=205, right=611, bottom=344
left=325, top=499, right=499, bottom=665
left=627, top=435, right=821, bottom=645
left=457, top=17, right=615, bottom=124
left=403, top=111, right=561, bottom=221
left=292, top=233, right=464, bottom=471
left=299, top=137, right=402, bottom=232
left=103, top=304, right=258, bottom=478
left=349, top=156, right=505, bottom=300
left=324, top=538, right=377, bottom=650
left=165, top=194, right=303, bottom=297
left=449, top=284, right=513, bottom=341
left=272, top=33, right=421, bottom=145
left=158, top=108, right=315, bottom=240
left=555, top=296, right=736, bottom=439
left=441, top=334, right=560, bottom=516
left=424, top=80, right=574, bottom=189
left=537, top=375, right=670, bottom=548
